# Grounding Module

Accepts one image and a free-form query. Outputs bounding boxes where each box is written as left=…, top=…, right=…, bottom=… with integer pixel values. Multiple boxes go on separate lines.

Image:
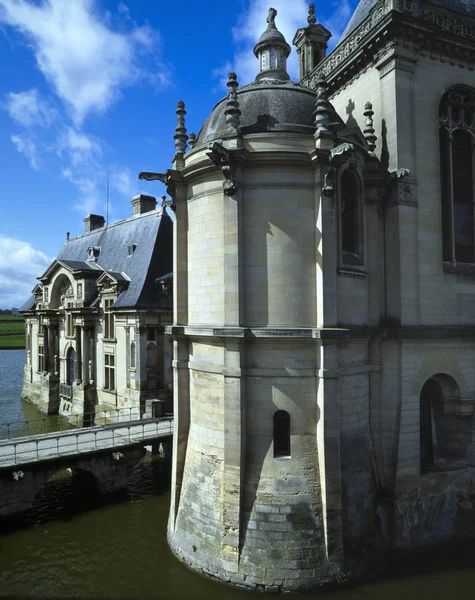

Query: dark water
left=1, top=349, right=475, bottom=599
left=0, top=350, right=69, bottom=439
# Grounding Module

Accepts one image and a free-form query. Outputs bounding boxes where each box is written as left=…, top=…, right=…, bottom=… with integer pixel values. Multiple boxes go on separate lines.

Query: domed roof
left=196, top=81, right=317, bottom=146
left=257, top=25, right=287, bottom=45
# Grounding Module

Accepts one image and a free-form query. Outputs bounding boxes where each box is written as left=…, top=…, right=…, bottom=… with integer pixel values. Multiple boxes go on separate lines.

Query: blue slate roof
left=431, top=0, right=475, bottom=16
left=338, top=0, right=378, bottom=43
left=20, top=209, right=173, bottom=312
left=338, top=0, right=475, bottom=45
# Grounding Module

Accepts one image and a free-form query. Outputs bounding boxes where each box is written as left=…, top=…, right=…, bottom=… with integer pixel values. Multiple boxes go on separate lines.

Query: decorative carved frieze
left=422, top=6, right=475, bottom=43
left=306, top=0, right=475, bottom=93
left=386, top=176, right=418, bottom=208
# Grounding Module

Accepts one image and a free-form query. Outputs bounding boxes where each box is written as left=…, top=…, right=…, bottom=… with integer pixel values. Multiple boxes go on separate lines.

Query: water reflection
left=1, top=490, right=475, bottom=600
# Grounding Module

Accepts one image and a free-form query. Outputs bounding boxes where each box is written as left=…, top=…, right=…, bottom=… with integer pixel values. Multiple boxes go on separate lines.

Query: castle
left=165, top=0, right=475, bottom=592
left=19, top=0, right=475, bottom=592
left=20, top=196, right=173, bottom=424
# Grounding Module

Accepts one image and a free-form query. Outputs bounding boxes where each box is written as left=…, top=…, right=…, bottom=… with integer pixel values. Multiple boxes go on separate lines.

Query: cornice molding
left=305, top=0, right=475, bottom=94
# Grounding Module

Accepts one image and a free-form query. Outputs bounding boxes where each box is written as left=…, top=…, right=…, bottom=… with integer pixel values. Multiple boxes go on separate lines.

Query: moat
left=1, top=350, right=475, bottom=599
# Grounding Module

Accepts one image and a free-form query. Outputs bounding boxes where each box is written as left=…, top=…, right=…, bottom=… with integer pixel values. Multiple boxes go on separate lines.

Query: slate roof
left=338, top=0, right=378, bottom=44
left=431, top=0, right=475, bottom=16
left=19, top=295, right=35, bottom=312
left=20, top=209, right=173, bottom=312
left=338, top=0, right=475, bottom=45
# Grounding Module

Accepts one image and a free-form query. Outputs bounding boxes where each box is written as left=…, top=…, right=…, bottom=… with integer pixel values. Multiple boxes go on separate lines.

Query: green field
left=0, top=317, right=25, bottom=349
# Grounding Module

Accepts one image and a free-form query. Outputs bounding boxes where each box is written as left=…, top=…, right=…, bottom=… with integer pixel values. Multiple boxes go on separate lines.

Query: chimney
left=132, top=194, right=157, bottom=215
left=84, top=214, right=105, bottom=233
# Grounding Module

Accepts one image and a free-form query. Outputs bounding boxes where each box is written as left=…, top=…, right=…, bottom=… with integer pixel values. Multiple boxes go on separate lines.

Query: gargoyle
left=137, top=172, right=167, bottom=183
left=207, top=142, right=238, bottom=196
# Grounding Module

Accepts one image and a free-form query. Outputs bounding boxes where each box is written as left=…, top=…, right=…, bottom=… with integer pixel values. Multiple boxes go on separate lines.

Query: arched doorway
left=420, top=374, right=466, bottom=471
left=67, top=347, right=76, bottom=385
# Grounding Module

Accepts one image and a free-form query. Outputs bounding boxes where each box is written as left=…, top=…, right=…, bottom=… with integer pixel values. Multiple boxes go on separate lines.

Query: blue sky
left=0, top=0, right=358, bottom=308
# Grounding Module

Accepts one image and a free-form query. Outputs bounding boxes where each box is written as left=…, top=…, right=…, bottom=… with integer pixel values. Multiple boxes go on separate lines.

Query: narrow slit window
left=130, top=341, right=136, bottom=370
left=273, top=410, right=291, bottom=458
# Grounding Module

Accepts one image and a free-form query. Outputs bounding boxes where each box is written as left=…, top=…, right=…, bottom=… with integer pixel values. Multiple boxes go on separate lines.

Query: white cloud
left=322, top=0, right=353, bottom=49
left=56, top=127, right=102, bottom=167
left=214, top=0, right=308, bottom=88
left=111, top=167, right=140, bottom=199
left=4, top=88, right=56, bottom=127
left=213, top=0, right=353, bottom=90
left=11, top=133, right=40, bottom=170
left=61, top=167, right=104, bottom=215
left=0, top=236, right=52, bottom=309
left=0, top=0, right=168, bottom=125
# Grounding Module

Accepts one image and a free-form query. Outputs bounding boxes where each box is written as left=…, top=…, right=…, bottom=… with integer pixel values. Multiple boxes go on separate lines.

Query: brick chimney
left=132, top=194, right=157, bottom=215
left=84, top=214, right=105, bottom=233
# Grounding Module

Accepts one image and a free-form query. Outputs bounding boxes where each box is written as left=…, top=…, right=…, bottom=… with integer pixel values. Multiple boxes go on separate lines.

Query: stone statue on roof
left=267, top=7, right=277, bottom=26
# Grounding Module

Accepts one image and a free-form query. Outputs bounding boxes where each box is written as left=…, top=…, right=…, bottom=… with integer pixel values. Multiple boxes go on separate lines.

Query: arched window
left=340, top=169, right=362, bottom=265
left=273, top=410, right=290, bottom=458
left=67, top=347, right=76, bottom=385
left=439, top=87, right=475, bottom=264
left=130, top=341, right=136, bottom=370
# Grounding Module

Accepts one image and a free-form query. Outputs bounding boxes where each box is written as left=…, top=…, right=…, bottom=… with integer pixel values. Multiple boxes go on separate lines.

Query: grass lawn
left=0, top=322, right=25, bottom=334
left=0, top=334, right=25, bottom=349
left=0, top=318, right=25, bottom=349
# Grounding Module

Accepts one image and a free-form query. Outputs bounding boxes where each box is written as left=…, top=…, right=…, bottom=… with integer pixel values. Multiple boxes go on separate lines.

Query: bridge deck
left=0, top=418, right=173, bottom=468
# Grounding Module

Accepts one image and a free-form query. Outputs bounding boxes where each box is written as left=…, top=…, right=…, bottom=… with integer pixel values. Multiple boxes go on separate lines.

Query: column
left=169, top=336, right=190, bottom=531
left=42, top=324, right=49, bottom=373
left=221, top=338, right=245, bottom=562
left=75, top=325, right=82, bottom=383
left=136, top=326, right=147, bottom=390
left=48, top=325, right=55, bottom=373
left=173, top=177, right=188, bottom=326
left=82, top=327, right=90, bottom=383
left=317, top=341, right=343, bottom=563
left=156, top=327, right=165, bottom=389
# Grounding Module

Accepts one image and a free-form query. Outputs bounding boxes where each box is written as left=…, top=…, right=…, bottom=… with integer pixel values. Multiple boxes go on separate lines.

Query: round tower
left=167, top=7, right=386, bottom=592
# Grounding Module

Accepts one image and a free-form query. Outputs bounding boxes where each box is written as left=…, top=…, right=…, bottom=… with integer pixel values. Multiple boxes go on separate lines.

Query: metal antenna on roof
left=106, top=171, right=110, bottom=226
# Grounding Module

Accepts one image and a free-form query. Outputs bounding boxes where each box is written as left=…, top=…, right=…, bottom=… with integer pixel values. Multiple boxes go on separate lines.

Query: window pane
left=273, top=410, right=291, bottom=457
left=341, top=171, right=359, bottom=256
left=453, top=130, right=474, bottom=262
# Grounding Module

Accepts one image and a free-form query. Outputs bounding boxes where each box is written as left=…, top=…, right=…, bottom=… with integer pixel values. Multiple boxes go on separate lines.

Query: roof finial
left=66, top=231, right=70, bottom=241
left=363, top=101, right=377, bottom=153
left=267, top=7, right=277, bottom=27
left=189, top=132, right=197, bottom=149
left=308, top=3, right=317, bottom=25
left=174, top=100, right=188, bottom=155
left=225, top=72, right=241, bottom=133
left=253, top=7, right=291, bottom=82
left=314, top=76, right=331, bottom=135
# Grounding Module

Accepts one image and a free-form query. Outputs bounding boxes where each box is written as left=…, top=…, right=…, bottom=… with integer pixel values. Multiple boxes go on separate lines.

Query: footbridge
left=0, top=410, right=174, bottom=525
left=0, top=416, right=173, bottom=468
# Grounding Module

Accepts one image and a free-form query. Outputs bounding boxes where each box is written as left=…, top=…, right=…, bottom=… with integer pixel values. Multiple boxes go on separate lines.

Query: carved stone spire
left=363, top=101, right=377, bottom=153
left=314, top=76, right=331, bottom=135
left=308, top=3, right=317, bottom=25
left=188, top=132, right=197, bottom=149
left=225, top=72, right=241, bottom=133
left=293, top=4, right=331, bottom=79
left=253, top=8, right=291, bottom=82
left=174, top=100, right=188, bottom=155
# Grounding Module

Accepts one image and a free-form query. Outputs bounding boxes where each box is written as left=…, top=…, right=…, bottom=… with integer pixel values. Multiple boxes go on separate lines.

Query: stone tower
left=166, top=7, right=390, bottom=592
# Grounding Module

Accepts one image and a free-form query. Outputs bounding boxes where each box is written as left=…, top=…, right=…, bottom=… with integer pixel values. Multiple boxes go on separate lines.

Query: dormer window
left=128, top=243, right=137, bottom=256
left=87, top=246, right=100, bottom=262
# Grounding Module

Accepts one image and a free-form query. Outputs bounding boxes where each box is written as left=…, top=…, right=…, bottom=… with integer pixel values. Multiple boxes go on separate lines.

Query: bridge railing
left=0, top=406, right=144, bottom=441
left=0, top=417, right=174, bottom=468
